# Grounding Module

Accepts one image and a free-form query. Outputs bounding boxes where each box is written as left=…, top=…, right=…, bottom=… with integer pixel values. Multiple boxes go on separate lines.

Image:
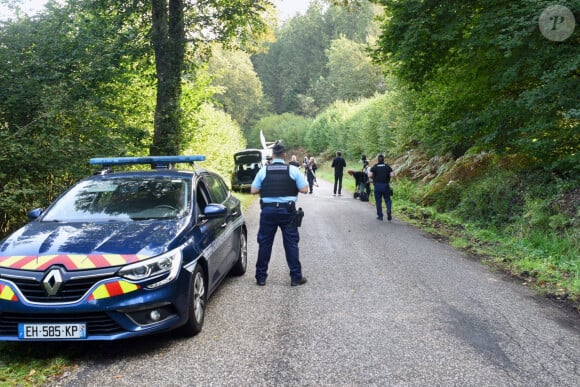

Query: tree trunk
left=150, top=0, right=185, bottom=156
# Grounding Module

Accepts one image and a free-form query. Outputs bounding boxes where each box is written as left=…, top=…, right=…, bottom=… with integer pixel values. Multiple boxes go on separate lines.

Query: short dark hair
left=272, top=143, right=286, bottom=156
left=336, top=151, right=341, bottom=156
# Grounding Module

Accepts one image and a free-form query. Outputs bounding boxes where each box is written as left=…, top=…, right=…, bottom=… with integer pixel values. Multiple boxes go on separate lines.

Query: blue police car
left=0, top=156, right=247, bottom=341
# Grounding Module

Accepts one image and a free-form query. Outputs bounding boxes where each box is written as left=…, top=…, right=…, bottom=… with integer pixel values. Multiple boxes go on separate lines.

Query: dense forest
left=0, top=0, right=578, bottom=301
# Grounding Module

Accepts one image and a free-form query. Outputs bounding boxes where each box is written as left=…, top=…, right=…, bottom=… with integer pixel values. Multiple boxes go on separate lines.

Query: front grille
left=9, top=273, right=113, bottom=303
left=1, top=266, right=119, bottom=303
left=0, top=312, right=125, bottom=336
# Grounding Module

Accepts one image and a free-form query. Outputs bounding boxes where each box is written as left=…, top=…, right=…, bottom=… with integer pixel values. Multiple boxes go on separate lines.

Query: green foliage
left=312, top=36, right=386, bottom=106
left=496, top=227, right=579, bottom=299
left=250, top=113, right=312, bottom=150
left=409, top=150, right=579, bottom=236
left=520, top=187, right=579, bottom=235
left=0, top=342, right=70, bottom=386
left=453, top=170, right=525, bottom=228
left=371, top=0, right=580, bottom=170
left=302, top=94, right=399, bottom=159
left=252, top=0, right=381, bottom=115
left=0, top=0, right=274, bottom=233
left=80, top=0, right=273, bottom=156
left=255, top=6, right=331, bottom=114
left=0, top=3, right=153, bottom=234
left=386, top=177, right=418, bottom=202
left=208, top=44, right=266, bottom=129
left=318, top=124, right=577, bottom=302
left=182, top=102, right=246, bottom=179
left=326, top=0, right=383, bottom=41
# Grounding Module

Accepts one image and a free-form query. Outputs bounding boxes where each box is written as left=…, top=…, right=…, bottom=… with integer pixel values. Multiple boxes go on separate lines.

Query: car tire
left=176, top=265, right=206, bottom=337
left=230, top=230, right=247, bottom=276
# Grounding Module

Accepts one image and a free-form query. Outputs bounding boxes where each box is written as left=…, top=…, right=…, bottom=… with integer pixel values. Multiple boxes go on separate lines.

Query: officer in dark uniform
left=369, top=154, right=394, bottom=221
left=251, top=143, right=309, bottom=286
left=331, top=151, right=347, bottom=196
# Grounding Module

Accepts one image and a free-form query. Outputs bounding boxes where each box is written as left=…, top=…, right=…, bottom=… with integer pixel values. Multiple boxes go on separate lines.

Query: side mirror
left=28, top=208, right=43, bottom=220
left=200, top=203, right=227, bottom=219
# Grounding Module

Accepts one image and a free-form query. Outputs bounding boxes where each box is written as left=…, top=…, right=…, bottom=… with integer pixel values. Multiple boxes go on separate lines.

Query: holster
left=290, top=207, right=304, bottom=228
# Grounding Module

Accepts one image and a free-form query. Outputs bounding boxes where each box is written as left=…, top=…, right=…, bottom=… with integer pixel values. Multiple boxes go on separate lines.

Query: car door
left=204, top=174, right=239, bottom=277
left=195, top=177, right=229, bottom=292
left=213, top=174, right=242, bottom=263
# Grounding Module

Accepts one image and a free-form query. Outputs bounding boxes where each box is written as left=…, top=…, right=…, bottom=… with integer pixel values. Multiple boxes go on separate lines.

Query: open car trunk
left=231, top=149, right=264, bottom=192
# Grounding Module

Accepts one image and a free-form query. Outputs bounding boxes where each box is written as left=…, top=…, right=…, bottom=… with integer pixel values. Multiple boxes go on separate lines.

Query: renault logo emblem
left=42, top=269, right=63, bottom=296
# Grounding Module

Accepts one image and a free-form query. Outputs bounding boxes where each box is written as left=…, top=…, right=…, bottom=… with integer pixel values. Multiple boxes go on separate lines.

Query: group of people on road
left=337, top=152, right=394, bottom=220
left=289, top=154, right=318, bottom=194
left=249, top=144, right=395, bottom=288
left=286, top=150, right=352, bottom=197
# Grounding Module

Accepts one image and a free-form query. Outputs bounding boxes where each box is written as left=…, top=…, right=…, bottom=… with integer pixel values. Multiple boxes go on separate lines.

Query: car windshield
left=42, top=177, right=191, bottom=222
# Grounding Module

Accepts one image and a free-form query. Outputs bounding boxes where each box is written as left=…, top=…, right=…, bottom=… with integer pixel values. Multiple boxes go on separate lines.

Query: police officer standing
left=331, top=151, right=347, bottom=196
left=369, top=154, right=395, bottom=221
left=251, top=143, right=309, bottom=286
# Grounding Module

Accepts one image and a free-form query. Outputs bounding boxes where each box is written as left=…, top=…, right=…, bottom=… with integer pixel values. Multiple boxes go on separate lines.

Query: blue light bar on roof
left=89, top=155, right=206, bottom=167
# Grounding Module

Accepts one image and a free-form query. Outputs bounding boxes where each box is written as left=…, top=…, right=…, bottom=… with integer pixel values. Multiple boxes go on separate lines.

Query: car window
left=206, top=174, right=228, bottom=204
left=196, top=180, right=211, bottom=215
left=217, top=177, right=230, bottom=198
left=42, top=177, right=190, bottom=221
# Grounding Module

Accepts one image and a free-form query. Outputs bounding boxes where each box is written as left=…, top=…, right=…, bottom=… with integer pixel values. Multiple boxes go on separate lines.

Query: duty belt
left=260, top=201, right=294, bottom=209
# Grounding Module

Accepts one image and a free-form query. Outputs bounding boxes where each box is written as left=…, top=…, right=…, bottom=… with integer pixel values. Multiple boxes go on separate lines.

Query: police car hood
left=0, top=220, right=187, bottom=271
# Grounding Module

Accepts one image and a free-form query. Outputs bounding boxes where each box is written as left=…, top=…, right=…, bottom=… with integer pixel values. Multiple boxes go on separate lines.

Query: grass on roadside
left=233, top=191, right=257, bottom=212
left=0, top=343, right=73, bottom=386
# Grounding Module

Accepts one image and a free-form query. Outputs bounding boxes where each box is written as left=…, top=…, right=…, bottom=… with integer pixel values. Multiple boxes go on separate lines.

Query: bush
left=182, top=103, right=246, bottom=179
left=430, top=180, right=464, bottom=212
left=454, top=170, right=524, bottom=228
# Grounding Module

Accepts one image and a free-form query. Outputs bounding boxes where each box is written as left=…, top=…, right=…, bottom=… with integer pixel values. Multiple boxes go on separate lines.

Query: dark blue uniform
left=251, top=158, right=308, bottom=285
left=331, top=152, right=347, bottom=195
left=370, top=159, right=393, bottom=221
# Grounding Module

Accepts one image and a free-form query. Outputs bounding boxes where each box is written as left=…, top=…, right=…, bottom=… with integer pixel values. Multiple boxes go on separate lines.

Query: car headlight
left=118, top=248, right=183, bottom=289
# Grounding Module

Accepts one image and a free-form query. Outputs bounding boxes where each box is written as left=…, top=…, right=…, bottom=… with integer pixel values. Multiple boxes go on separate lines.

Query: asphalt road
left=51, top=178, right=579, bottom=386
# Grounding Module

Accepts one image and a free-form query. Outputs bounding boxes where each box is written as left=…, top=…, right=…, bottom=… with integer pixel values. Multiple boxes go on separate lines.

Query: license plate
left=18, top=323, right=87, bottom=339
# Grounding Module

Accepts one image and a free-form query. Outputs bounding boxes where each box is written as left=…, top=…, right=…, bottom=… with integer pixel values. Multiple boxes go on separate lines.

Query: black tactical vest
left=260, top=163, right=299, bottom=198
left=372, top=163, right=391, bottom=184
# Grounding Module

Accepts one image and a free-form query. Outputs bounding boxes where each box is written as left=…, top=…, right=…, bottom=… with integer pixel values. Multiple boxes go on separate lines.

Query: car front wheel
left=176, top=265, right=206, bottom=337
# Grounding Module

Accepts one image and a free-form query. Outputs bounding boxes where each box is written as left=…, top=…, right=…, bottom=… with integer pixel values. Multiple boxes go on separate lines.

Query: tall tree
left=150, top=0, right=186, bottom=156
left=147, top=0, right=272, bottom=155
